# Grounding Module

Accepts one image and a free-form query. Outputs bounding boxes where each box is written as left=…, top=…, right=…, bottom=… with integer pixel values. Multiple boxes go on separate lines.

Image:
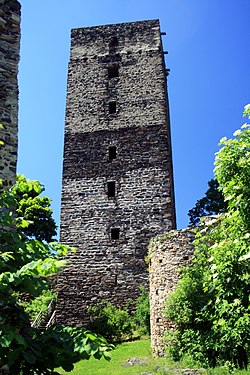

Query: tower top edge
left=1, top=0, right=21, bottom=10
left=71, top=19, right=160, bottom=34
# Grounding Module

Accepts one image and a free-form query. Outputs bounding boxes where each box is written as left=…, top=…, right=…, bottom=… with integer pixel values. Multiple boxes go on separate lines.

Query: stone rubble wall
left=57, top=20, right=176, bottom=326
left=149, top=229, right=195, bottom=356
left=0, top=0, right=20, bottom=190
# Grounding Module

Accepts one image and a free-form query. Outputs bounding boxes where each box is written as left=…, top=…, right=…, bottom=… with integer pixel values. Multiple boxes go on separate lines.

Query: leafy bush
left=22, top=289, right=56, bottom=323
left=87, top=286, right=150, bottom=342
left=87, top=301, right=134, bottom=342
left=132, top=286, right=150, bottom=335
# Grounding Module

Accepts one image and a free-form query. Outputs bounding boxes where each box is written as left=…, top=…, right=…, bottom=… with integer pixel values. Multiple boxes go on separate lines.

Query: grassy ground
left=59, top=339, right=250, bottom=375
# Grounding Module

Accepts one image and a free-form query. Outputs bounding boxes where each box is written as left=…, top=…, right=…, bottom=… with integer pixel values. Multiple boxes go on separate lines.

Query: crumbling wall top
left=70, top=19, right=162, bottom=59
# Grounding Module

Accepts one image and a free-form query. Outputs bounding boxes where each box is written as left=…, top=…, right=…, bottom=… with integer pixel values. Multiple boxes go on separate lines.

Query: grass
left=59, top=339, right=250, bottom=375
left=59, top=339, right=174, bottom=375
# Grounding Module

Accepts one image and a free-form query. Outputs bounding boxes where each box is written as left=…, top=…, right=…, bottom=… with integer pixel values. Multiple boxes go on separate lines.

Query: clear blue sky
left=17, top=0, right=250, bottom=230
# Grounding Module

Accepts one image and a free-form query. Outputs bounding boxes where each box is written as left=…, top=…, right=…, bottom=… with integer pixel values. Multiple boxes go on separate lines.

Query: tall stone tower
left=57, top=19, right=176, bottom=325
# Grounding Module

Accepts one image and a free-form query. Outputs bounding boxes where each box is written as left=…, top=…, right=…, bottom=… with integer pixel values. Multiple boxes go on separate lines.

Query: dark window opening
left=109, top=146, right=117, bottom=160
left=108, top=65, right=119, bottom=78
left=109, top=36, right=118, bottom=48
left=109, top=101, right=116, bottom=114
left=107, top=181, right=115, bottom=197
left=111, top=227, right=120, bottom=240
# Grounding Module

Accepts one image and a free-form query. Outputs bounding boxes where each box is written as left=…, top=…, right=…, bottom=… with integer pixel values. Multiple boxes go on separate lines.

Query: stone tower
left=57, top=19, right=176, bottom=325
left=0, top=0, right=21, bottom=190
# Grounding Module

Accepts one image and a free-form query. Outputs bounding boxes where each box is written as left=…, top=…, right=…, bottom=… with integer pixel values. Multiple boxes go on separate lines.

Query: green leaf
left=14, top=334, right=26, bottom=346
left=0, top=333, right=14, bottom=347
left=23, top=350, right=37, bottom=364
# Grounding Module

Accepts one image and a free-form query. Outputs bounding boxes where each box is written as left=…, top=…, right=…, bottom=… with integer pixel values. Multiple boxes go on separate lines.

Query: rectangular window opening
left=107, top=181, right=115, bottom=197
left=109, top=101, right=116, bottom=114
left=110, top=36, right=118, bottom=48
left=109, top=146, right=117, bottom=160
left=111, top=227, right=120, bottom=240
left=108, top=65, right=119, bottom=78
left=109, top=37, right=118, bottom=54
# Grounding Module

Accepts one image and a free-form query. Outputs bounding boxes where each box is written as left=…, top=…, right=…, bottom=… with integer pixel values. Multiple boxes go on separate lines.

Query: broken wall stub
left=0, top=0, right=20, bottom=190
left=149, top=229, right=195, bottom=356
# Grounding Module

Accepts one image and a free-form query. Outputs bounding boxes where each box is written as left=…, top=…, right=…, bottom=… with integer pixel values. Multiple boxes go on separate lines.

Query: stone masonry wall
left=0, top=0, right=20, bottom=190
left=149, top=229, right=195, bottom=356
left=57, top=20, right=176, bottom=326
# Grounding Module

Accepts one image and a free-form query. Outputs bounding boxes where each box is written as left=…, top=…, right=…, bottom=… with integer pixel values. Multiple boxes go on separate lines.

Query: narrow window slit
left=109, top=101, right=116, bottom=114
left=111, top=228, right=120, bottom=240
left=107, top=181, right=115, bottom=197
left=109, top=146, right=117, bottom=160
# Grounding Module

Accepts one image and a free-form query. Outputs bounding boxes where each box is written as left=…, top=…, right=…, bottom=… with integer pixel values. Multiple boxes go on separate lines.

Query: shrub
left=22, top=289, right=56, bottom=323
left=87, top=301, right=134, bottom=342
left=87, top=286, right=150, bottom=342
left=132, top=286, right=150, bottom=335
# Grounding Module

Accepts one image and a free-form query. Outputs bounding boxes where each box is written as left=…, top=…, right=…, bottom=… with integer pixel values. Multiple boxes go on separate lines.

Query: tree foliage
left=165, top=105, right=250, bottom=369
left=0, top=180, right=112, bottom=374
left=11, top=174, right=57, bottom=242
left=188, top=179, right=227, bottom=226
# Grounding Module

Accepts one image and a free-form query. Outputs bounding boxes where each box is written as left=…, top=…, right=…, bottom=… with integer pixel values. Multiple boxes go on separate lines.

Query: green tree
left=165, top=105, right=250, bottom=369
left=0, top=182, right=112, bottom=374
left=11, top=174, right=57, bottom=242
left=188, top=179, right=227, bottom=226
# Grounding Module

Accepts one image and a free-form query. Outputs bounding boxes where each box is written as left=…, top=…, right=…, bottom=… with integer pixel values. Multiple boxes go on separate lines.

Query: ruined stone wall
left=0, top=0, right=20, bottom=190
left=57, top=20, right=176, bottom=326
left=149, top=229, right=195, bottom=356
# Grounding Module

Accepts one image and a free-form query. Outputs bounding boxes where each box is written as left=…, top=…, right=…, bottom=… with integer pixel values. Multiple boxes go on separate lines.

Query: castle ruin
left=57, top=19, right=176, bottom=325
left=0, top=4, right=195, bottom=357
